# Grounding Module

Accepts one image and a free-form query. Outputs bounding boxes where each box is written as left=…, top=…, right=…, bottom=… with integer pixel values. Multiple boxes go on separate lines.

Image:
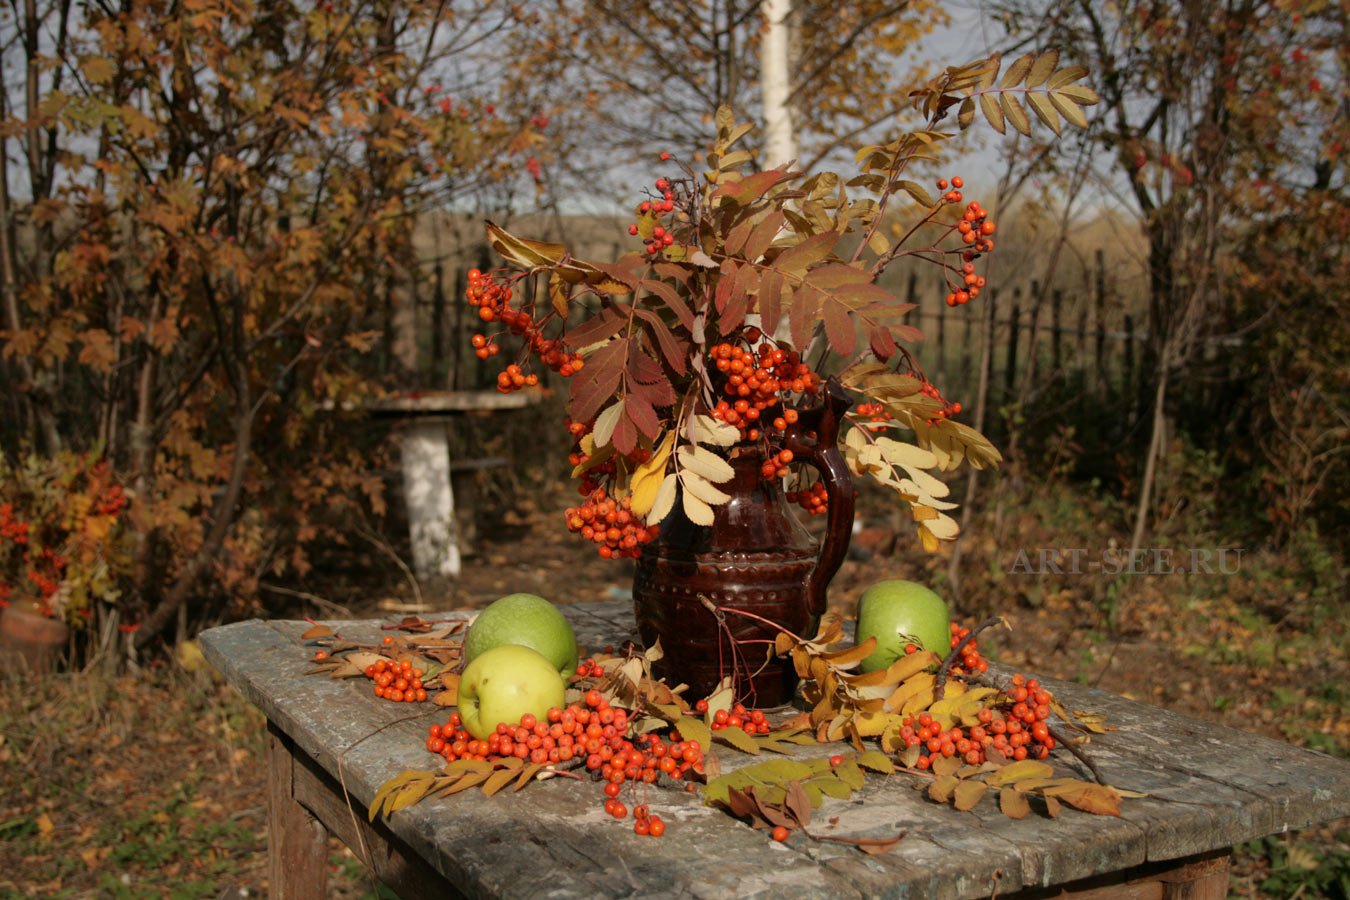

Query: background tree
left=507, top=0, right=947, bottom=199
left=987, top=0, right=1345, bottom=550
left=0, top=0, right=543, bottom=652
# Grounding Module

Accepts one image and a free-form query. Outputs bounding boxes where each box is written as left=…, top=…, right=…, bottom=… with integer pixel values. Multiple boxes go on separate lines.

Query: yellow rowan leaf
left=676, top=445, right=735, bottom=482
left=681, top=472, right=731, bottom=505
left=646, top=473, right=678, bottom=525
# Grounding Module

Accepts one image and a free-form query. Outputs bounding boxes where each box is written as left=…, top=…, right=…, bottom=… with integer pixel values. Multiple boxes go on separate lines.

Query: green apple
left=458, top=644, right=567, bottom=740
left=464, top=593, right=579, bottom=677
left=855, top=580, right=951, bottom=673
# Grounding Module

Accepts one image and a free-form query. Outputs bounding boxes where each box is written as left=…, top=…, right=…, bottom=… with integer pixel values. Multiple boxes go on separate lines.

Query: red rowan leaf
left=635, top=308, right=688, bottom=375
left=804, top=263, right=871, bottom=289
left=790, top=287, right=818, bottom=351
left=890, top=324, right=926, bottom=344
left=822, top=298, right=856, bottom=356
left=611, top=408, right=638, bottom=456
left=714, top=169, right=793, bottom=205
left=569, top=342, right=624, bottom=423
left=772, top=231, right=839, bottom=278
left=868, top=324, right=897, bottom=361
left=714, top=260, right=739, bottom=314
left=758, top=269, right=784, bottom=336
left=743, top=210, right=785, bottom=261
left=625, top=392, right=660, bottom=440
left=640, top=279, right=694, bottom=328
left=723, top=216, right=755, bottom=256
left=563, top=306, right=626, bottom=351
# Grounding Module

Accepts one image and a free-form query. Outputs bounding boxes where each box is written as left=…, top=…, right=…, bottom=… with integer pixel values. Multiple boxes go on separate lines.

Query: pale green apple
left=458, top=644, right=567, bottom=740
left=464, top=593, right=579, bottom=677
left=855, top=580, right=951, bottom=673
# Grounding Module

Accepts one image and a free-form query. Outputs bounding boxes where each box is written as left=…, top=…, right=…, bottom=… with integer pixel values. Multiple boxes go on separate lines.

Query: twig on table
left=804, top=828, right=907, bottom=850
left=1047, top=724, right=1108, bottom=785
left=261, top=582, right=352, bottom=619
left=934, top=616, right=1007, bottom=702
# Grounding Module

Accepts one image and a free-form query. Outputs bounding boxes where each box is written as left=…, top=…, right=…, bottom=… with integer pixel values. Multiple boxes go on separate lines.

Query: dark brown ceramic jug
left=633, top=383, right=856, bottom=707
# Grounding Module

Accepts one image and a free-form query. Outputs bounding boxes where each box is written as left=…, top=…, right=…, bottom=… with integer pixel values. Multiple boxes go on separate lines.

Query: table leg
left=1160, top=849, right=1230, bottom=899
left=1012, top=848, right=1231, bottom=899
left=267, top=723, right=329, bottom=900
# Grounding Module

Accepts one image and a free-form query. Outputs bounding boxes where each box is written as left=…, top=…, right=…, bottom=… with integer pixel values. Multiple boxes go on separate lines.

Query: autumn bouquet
left=468, top=55, right=1096, bottom=557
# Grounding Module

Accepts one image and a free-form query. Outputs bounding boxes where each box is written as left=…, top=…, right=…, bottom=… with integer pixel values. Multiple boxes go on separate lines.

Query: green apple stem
left=933, top=616, right=1007, bottom=702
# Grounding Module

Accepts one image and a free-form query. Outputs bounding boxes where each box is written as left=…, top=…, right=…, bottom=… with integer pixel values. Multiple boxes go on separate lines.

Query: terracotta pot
left=633, top=383, right=856, bottom=707
left=0, top=601, right=68, bottom=672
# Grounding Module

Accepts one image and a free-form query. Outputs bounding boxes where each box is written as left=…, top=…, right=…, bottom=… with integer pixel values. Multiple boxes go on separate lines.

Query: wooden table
left=199, top=601, right=1350, bottom=900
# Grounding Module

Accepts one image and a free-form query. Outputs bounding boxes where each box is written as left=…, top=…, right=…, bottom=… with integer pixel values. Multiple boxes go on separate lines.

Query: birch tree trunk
left=760, top=0, right=795, bottom=169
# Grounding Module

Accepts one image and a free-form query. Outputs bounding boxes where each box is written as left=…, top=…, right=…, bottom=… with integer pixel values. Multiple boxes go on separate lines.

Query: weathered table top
left=200, top=601, right=1350, bottom=900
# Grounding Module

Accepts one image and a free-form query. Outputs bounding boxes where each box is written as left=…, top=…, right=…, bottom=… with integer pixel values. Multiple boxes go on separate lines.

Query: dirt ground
left=1, top=484, right=1345, bottom=898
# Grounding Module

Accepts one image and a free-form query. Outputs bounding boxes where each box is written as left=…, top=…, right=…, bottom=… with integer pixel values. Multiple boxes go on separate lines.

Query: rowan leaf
left=928, top=774, right=959, bottom=804
left=1026, top=50, right=1060, bottom=88
left=482, top=766, right=518, bottom=797
left=592, top=401, right=625, bottom=449
left=1000, top=53, right=1035, bottom=87
left=714, top=724, right=760, bottom=755
left=1027, top=92, right=1062, bottom=134
left=1048, top=64, right=1089, bottom=89
left=681, top=471, right=732, bottom=505
left=1049, top=92, right=1089, bottom=129
left=691, top=414, right=741, bottom=448
left=1041, top=782, right=1121, bottom=816
left=856, top=750, right=895, bottom=774
left=676, top=445, right=735, bottom=482
left=985, top=759, right=1054, bottom=786
left=979, top=92, right=1006, bottom=134
left=1000, top=93, right=1031, bottom=135
left=953, top=780, right=988, bottom=812
left=758, top=269, right=784, bottom=336
left=646, top=473, right=678, bottom=525
left=1000, top=788, right=1031, bottom=819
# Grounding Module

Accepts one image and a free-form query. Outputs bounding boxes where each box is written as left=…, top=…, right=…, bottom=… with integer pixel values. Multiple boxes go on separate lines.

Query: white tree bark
left=760, top=0, right=796, bottom=169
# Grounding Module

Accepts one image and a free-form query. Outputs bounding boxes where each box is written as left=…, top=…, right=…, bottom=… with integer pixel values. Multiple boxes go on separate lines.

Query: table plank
left=200, top=601, right=1350, bottom=900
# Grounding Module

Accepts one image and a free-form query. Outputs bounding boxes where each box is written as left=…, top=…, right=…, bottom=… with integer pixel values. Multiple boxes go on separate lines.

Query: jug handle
left=787, top=380, right=857, bottom=618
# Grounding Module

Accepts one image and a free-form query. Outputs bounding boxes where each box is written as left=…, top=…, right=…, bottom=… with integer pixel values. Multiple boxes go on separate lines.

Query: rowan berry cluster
left=365, top=658, right=429, bottom=703
left=563, top=489, right=660, bottom=559
left=631, top=804, right=666, bottom=837
left=934, top=176, right=996, bottom=307
left=887, top=668, right=1059, bottom=770
left=626, top=175, right=681, bottom=256
left=424, top=690, right=702, bottom=837
left=853, top=402, right=889, bottom=423
left=567, top=419, right=653, bottom=497
left=948, top=621, right=988, bottom=675
left=465, top=268, right=584, bottom=393
left=786, top=481, right=828, bottom=516
left=707, top=701, right=773, bottom=735
left=708, top=336, right=821, bottom=440
left=919, top=379, right=963, bottom=424
left=574, top=656, right=606, bottom=678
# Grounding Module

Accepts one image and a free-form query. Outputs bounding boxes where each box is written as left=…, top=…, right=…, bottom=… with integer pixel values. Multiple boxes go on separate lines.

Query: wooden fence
left=404, top=243, right=1159, bottom=413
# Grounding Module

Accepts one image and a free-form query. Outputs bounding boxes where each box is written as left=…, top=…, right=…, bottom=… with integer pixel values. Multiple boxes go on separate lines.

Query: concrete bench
left=365, top=390, right=541, bottom=581
left=200, top=601, right=1350, bottom=900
